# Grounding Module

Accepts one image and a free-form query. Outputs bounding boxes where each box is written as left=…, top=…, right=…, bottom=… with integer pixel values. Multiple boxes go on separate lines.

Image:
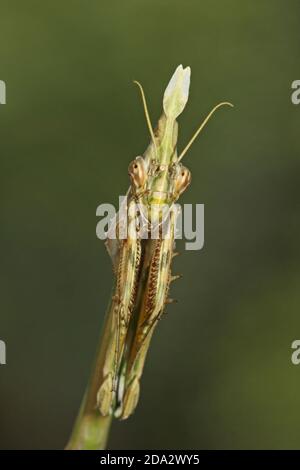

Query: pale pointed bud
left=163, top=64, right=191, bottom=119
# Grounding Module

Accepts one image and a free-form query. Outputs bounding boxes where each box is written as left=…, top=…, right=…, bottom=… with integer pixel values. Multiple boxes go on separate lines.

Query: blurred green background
left=1, top=0, right=300, bottom=449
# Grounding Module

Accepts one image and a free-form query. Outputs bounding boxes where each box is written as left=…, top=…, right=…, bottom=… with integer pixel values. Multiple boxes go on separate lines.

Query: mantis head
left=128, top=65, right=233, bottom=209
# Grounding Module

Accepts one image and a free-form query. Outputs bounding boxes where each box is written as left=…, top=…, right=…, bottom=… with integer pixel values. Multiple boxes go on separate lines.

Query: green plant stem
left=66, top=302, right=114, bottom=450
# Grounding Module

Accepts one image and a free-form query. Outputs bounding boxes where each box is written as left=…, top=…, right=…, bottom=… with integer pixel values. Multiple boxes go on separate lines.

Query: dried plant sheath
left=67, top=65, right=232, bottom=449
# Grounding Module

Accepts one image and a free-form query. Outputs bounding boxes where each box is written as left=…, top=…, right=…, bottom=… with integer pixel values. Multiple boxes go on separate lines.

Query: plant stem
left=66, top=302, right=114, bottom=450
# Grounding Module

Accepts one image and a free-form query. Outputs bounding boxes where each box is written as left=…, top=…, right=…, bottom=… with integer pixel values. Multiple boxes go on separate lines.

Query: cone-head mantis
left=97, top=65, right=233, bottom=419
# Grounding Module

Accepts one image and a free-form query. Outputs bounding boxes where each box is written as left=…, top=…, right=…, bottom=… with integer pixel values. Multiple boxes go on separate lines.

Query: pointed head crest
left=163, top=64, right=191, bottom=119
left=134, top=65, right=233, bottom=163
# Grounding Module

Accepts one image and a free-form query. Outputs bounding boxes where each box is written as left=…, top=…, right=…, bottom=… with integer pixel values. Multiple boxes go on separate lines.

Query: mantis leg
left=97, top=199, right=141, bottom=416
left=117, top=209, right=177, bottom=419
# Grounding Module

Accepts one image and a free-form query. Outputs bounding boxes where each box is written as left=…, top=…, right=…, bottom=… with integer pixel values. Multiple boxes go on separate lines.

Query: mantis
left=97, top=65, right=233, bottom=420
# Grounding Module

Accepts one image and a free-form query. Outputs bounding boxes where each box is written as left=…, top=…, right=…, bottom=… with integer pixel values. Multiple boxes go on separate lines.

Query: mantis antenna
left=178, top=101, right=234, bottom=161
left=133, top=80, right=158, bottom=155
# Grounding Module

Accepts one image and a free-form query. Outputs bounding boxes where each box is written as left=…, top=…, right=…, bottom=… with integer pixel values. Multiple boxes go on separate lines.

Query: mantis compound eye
left=175, top=165, right=191, bottom=197
left=128, top=156, right=147, bottom=189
